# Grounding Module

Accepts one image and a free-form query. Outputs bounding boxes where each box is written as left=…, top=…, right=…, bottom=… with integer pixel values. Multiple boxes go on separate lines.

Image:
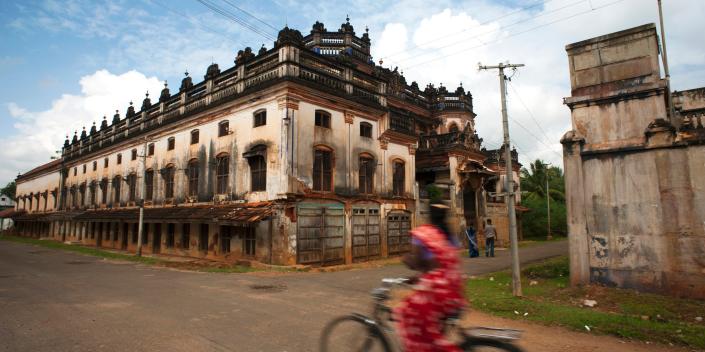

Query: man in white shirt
left=484, top=219, right=496, bottom=257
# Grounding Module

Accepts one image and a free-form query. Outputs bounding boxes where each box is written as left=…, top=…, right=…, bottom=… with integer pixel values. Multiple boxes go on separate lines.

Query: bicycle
left=320, top=278, right=524, bottom=352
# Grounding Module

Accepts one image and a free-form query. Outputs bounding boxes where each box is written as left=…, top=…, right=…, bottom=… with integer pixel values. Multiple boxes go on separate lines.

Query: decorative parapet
left=277, top=96, right=300, bottom=110
left=59, top=21, right=475, bottom=163
left=644, top=118, right=676, bottom=147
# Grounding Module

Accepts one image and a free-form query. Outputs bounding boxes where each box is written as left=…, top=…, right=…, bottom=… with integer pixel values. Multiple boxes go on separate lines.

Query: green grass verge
left=466, top=256, right=705, bottom=349
left=0, top=235, right=259, bottom=273
left=1, top=234, right=163, bottom=265
left=518, top=236, right=567, bottom=248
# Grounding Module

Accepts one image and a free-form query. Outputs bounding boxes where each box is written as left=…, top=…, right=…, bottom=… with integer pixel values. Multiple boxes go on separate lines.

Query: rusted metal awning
left=74, top=203, right=273, bottom=225
left=0, top=209, right=24, bottom=219
left=13, top=212, right=51, bottom=221
left=459, top=160, right=495, bottom=175
left=42, top=211, right=86, bottom=221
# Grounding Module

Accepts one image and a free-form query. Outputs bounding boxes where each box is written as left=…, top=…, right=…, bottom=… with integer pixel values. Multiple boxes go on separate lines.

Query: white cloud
left=372, top=0, right=705, bottom=168
left=2, top=70, right=163, bottom=185
left=3, top=0, right=704, bottom=183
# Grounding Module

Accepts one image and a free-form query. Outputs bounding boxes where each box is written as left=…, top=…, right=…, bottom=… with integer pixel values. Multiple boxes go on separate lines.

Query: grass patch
left=518, top=236, right=567, bottom=248
left=466, top=256, right=705, bottom=349
left=0, top=235, right=263, bottom=273
left=1, top=234, right=162, bottom=265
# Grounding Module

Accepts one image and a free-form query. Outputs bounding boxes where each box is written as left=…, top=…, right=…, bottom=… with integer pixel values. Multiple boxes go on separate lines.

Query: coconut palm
left=520, top=160, right=564, bottom=202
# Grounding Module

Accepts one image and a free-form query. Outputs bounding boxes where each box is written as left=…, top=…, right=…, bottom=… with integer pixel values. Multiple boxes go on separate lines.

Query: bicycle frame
left=369, top=278, right=521, bottom=350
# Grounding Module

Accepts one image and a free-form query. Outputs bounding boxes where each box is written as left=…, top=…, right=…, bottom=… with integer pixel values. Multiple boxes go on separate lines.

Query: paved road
left=0, top=240, right=567, bottom=352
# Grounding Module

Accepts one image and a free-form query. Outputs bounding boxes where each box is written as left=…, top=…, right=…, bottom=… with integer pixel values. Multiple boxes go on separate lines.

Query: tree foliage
left=520, top=160, right=567, bottom=238
left=1, top=181, right=15, bottom=199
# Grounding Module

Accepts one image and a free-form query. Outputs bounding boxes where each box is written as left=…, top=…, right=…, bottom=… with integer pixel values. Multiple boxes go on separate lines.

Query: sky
left=1, top=0, right=704, bottom=186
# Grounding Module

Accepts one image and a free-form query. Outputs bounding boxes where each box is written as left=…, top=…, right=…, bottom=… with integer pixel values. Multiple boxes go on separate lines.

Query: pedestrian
left=484, top=219, right=496, bottom=257
left=464, top=224, right=479, bottom=258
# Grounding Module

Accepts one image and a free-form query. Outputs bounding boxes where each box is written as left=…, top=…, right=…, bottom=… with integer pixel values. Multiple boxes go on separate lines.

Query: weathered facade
left=562, top=24, right=705, bottom=298
left=9, top=20, right=520, bottom=266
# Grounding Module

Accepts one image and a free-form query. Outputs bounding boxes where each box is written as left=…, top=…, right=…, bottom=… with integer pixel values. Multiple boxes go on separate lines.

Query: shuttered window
left=313, top=149, right=332, bottom=192
left=359, top=156, right=374, bottom=194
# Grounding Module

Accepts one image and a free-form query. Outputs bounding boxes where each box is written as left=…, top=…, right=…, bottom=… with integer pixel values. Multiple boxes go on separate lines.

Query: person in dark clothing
left=464, top=224, right=479, bottom=258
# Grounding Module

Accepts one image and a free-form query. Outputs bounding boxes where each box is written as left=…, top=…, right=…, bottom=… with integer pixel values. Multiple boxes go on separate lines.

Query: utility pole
left=479, top=61, right=524, bottom=297
left=136, top=137, right=148, bottom=257
left=546, top=164, right=552, bottom=240
left=657, top=0, right=676, bottom=125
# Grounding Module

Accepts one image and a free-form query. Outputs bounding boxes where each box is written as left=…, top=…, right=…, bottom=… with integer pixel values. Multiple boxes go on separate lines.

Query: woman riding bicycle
left=395, top=203, right=465, bottom=352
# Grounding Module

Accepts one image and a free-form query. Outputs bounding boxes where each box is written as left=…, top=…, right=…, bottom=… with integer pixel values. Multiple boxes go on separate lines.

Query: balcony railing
left=62, top=47, right=386, bottom=161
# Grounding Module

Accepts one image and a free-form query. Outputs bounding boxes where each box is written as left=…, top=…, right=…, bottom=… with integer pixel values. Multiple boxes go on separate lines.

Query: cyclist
left=395, top=203, right=465, bottom=351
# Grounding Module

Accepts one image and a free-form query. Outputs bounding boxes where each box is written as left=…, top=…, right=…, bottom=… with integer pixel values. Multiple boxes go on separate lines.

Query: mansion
left=7, top=19, right=522, bottom=266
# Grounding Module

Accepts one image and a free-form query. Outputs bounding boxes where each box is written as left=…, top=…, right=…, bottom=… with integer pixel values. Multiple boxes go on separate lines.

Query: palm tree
left=520, top=160, right=564, bottom=202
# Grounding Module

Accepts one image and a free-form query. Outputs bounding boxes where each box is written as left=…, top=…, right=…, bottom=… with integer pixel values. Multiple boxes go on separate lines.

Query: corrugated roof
left=17, top=159, right=62, bottom=182
left=74, top=203, right=273, bottom=224
left=0, top=209, right=23, bottom=218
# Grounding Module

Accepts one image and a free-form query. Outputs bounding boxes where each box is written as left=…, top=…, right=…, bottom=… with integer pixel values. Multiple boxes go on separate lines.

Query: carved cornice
left=277, top=96, right=300, bottom=110
left=379, top=137, right=389, bottom=150
left=344, top=111, right=354, bottom=124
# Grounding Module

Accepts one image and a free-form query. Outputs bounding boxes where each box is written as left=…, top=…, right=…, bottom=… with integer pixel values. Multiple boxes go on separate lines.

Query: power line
left=150, top=0, right=241, bottom=47
left=219, top=0, right=279, bottom=32
left=382, top=0, right=558, bottom=60
left=508, top=113, right=562, bottom=159
left=195, top=0, right=276, bottom=42
left=507, top=80, right=553, bottom=147
left=393, top=0, right=588, bottom=65
left=402, top=0, right=627, bottom=70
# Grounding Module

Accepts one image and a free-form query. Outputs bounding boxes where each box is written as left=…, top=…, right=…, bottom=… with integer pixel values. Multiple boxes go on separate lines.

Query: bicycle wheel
left=319, top=314, right=392, bottom=352
left=460, top=337, right=524, bottom=352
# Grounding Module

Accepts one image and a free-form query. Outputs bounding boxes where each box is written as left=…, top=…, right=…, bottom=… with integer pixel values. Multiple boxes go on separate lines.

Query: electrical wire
left=382, top=0, right=558, bottom=60
left=392, top=0, right=588, bottom=65
left=150, top=0, right=241, bottom=47
left=195, top=0, right=276, bottom=42
left=402, top=0, right=627, bottom=70
left=507, top=80, right=553, bottom=148
left=219, top=0, right=279, bottom=32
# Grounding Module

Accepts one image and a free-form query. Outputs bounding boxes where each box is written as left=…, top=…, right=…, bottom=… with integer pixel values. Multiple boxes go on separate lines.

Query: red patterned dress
left=394, top=225, right=465, bottom=352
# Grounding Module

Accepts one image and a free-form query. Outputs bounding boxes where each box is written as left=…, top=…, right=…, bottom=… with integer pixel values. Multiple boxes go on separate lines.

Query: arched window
left=163, top=165, right=175, bottom=199
left=360, top=122, right=372, bottom=138
left=190, top=130, right=199, bottom=145
left=359, top=155, right=374, bottom=194
left=187, top=159, right=199, bottom=197
left=79, top=183, right=86, bottom=206
left=313, top=147, right=333, bottom=192
left=218, top=120, right=230, bottom=137
left=144, top=170, right=154, bottom=201
left=216, top=154, right=229, bottom=194
left=167, top=137, right=175, bottom=150
left=244, top=145, right=267, bottom=192
left=315, top=110, right=331, bottom=128
left=100, top=178, right=108, bottom=204
left=253, top=109, right=267, bottom=127
left=89, top=182, right=96, bottom=206
left=127, top=174, right=137, bottom=202
left=113, top=175, right=122, bottom=204
left=392, top=160, right=405, bottom=196
left=449, top=123, right=459, bottom=133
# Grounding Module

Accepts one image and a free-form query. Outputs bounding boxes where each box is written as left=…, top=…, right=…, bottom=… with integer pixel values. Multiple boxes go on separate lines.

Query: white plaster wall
left=59, top=98, right=283, bottom=206
left=16, top=171, right=60, bottom=212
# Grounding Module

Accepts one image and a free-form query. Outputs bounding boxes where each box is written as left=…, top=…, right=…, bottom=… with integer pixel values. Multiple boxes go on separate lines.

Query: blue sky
left=1, top=0, right=704, bottom=185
